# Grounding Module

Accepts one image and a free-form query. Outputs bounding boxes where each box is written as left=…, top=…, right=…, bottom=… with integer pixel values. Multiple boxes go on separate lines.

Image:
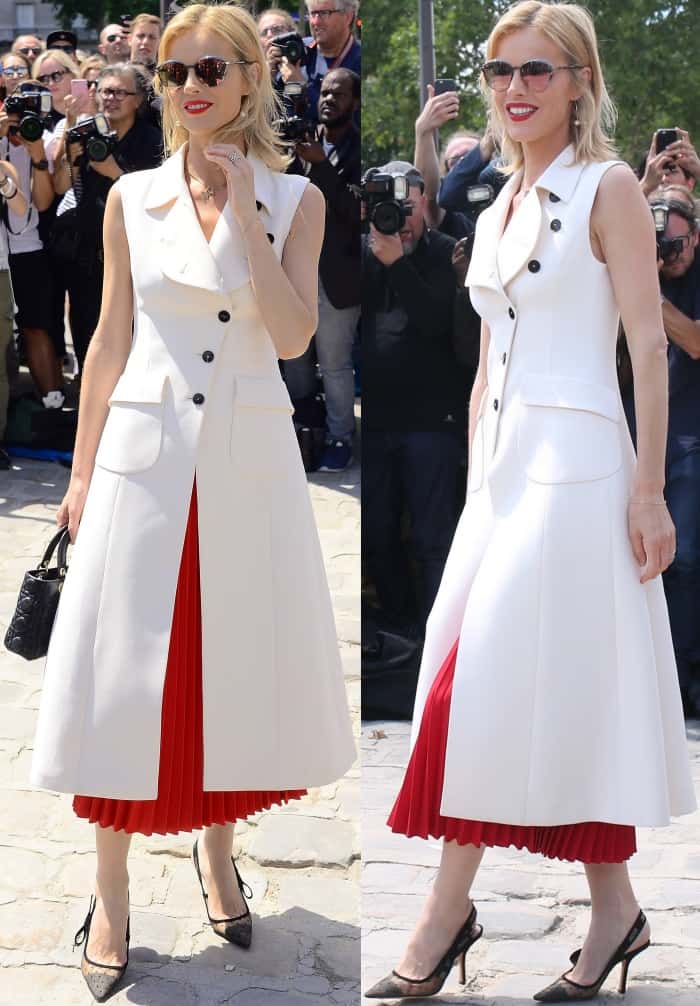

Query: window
left=16, top=4, right=36, bottom=29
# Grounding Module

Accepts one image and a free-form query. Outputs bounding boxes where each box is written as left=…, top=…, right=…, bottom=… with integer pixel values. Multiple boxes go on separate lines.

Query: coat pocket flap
left=234, top=375, right=294, bottom=413
left=108, top=372, right=167, bottom=406
left=520, top=373, right=620, bottom=423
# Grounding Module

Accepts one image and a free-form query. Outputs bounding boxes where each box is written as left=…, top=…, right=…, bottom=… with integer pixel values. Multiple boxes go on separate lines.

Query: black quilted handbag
left=4, top=526, right=70, bottom=661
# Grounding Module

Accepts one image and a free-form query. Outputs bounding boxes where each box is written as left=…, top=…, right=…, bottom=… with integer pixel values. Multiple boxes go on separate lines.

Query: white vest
left=30, top=145, right=356, bottom=799
left=410, top=144, right=696, bottom=827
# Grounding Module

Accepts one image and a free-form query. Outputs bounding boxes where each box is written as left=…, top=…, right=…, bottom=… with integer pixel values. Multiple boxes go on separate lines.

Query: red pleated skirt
left=388, top=638, right=637, bottom=863
left=73, top=479, right=306, bottom=836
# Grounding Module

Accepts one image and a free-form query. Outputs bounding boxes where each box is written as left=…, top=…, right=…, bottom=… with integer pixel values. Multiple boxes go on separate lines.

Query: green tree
left=363, top=0, right=700, bottom=172
left=52, top=0, right=158, bottom=31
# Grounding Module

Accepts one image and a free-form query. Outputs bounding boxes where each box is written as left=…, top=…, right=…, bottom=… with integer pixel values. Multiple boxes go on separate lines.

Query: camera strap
left=0, top=138, right=33, bottom=237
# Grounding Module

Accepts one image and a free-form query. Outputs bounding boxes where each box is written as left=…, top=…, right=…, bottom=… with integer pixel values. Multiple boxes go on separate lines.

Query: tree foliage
left=363, top=0, right=700, bottom=171
left=50, top=0, right=302, bottom=33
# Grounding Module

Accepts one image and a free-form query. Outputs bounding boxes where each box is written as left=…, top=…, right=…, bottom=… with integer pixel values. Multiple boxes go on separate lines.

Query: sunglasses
left=481, top=59, right=585, bottom=92
left=37, top=69, right=69, bottom=85
left=156, top=56, right=249, bottom=88
left=18, top=46, right=42, bottom=55
left=106, top=34, right=125, bottom=43
left=2, top=66, right=29, bottom=77
left=98, top=86, right=137, bottom=100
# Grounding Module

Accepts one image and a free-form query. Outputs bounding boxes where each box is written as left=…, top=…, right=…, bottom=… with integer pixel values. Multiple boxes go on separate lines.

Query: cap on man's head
left=46, top=29, right=77, bottom=49
left=380, top=160, right=425, bottom=192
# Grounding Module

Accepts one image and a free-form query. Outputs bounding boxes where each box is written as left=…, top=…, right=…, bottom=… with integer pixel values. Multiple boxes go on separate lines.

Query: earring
left=572, top=100, right=581, bottom=127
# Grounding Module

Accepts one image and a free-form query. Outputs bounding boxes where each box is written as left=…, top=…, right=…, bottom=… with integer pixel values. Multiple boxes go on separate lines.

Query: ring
left=228, top=152, right=240, bottom=164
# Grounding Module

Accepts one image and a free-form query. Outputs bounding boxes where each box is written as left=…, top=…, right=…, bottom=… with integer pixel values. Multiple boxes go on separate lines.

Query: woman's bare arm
left=243, top=182, right=326, bottom=359
left=591, top=162, right=675, bottom=582
left=58, top=183, right=134, bottom=539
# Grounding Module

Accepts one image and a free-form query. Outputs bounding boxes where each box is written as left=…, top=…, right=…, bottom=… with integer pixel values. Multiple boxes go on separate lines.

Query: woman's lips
left=506, top=102, right=538, bottom=121
left=184, top=101, right=213, bottom=115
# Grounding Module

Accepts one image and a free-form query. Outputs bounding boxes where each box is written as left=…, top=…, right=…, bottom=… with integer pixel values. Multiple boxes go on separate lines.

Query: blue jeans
left=283, top=279, right=359, bottom=442
left=663, top=446, right=700, bottom=707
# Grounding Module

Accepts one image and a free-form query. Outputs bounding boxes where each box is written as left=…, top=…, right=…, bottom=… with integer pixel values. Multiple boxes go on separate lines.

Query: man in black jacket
left=286, top=67, right=361, bottom=471
left=363, top=161, right=470, bottom=628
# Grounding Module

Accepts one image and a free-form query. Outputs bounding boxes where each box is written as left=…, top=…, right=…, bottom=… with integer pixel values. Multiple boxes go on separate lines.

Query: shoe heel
left=457, top=948, right=467, bottom=985
left=617, top=956, right=630, bottom=994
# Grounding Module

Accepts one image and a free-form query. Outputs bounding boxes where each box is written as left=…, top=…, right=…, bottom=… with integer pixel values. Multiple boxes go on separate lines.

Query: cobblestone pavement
left=362, top=720, right=700, bottom=1005
left=0, top=443, right=360, bottom=1006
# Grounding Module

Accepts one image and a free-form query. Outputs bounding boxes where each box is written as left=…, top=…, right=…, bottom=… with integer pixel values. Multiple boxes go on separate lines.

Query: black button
left=256, top=199, right=263, bottom=212
left=550, top=218, right=562, bottom=232
left=508, top=307, right=515, bottom=319
left=493, top=398, right=499, bottom=411
left=266, top=232, right=275, bottom=243
left=202, top=351, right=214, bottom=363
left=218, top=310, right=230, bottom=323
left=193, top=393, right=205, bottom=405
left=549, top=192, right=560, bottom=203
left=502, top=352, right=507, bottom=365
left=528, top=259, right=541, bottom=273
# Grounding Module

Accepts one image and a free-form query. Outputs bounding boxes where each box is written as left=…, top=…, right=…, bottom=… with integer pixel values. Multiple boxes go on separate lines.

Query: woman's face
left=490, top=27, right=588, bottom=152
left=34, top=56, right=72, bottom=112
left=163, top=28, right=257, bottom=141
left=258, top=14, right=290, bottom=53
left=97, top=72, right=141, bottom=128
left=1, top=54, right=30, bottom=94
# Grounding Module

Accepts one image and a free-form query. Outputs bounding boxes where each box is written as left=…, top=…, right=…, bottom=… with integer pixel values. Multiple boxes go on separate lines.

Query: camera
left=4, top=91, right=53, bottom=142
left=650, top=199, right=697, bottom=264
left=66, top=114, right=119, bottom=163
left=466, top=183, right=495, bottom=215
left=274, top=83, right=315, bottom=143
left=360, top=169, right=412, bottom=235
left=271, top=31, right=308, bottom=67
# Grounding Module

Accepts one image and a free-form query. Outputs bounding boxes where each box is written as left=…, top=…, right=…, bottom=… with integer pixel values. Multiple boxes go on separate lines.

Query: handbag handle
left=38, top=526, right=71, bottom=576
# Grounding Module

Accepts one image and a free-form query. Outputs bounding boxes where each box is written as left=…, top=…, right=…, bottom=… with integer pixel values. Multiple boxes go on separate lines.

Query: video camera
left=274, top=82, right=315, bottom=143
left=66, top=114, right=119, bottom=163
left=4, top=91, right=53, bottom=142
left=360, top=169, right=412, bottom=235
left=650, top=199, right=697, bottom=264
left=271, top=31, right=308, bottom=67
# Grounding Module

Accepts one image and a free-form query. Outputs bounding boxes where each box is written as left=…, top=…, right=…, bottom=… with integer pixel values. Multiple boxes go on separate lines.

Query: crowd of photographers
left=362, top=83, right=700, bottom=718
left=0, top=0, right=361, bottom=475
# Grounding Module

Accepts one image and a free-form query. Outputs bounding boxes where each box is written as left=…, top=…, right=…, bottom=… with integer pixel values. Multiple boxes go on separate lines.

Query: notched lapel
left=156, top=196, right=225, bottom=293
left=466, top=172, right=520, bottom=296
left=497, top=185, right=543, bottom=289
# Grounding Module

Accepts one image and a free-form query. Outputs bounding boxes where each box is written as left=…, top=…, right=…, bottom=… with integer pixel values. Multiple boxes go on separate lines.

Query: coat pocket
left=94, top=375, right=166, bottom=475
left=229, top=374, right=296, bottom=474
left=517, top=373, right=622, bottom=485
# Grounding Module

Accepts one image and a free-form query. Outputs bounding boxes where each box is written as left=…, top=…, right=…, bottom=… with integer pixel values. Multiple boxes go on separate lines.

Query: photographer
left=51, top=62, right=162, bottom=373
left=363, top=161, right=470, bottom=628
left=438, top=122, right=506, bottom=221
left=284, top=67, right=360, bottom=470
left=0, top=80, right=63, bottom=408
left=257, top=7, right=296, bottom=88
left=0, top=157, right=28, bottom=466
left=645, top=185, right=700, bottom=716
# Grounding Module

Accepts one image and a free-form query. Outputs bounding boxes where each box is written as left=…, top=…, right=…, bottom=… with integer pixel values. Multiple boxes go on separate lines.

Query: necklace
left=185, top=165, right=227, bottom=202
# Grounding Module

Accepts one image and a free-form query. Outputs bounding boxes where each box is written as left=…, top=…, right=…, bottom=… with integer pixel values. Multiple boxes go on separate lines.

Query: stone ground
left=362, top=719, right=700, bottom=1005
left=0, top=422, right=360, bottom=1005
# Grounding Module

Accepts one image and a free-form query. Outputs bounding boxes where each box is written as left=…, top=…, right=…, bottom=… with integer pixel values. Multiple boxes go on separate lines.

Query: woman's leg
left=22, top=326, right=63, bottom=398
left=395, top=839, right=486, bottom=979
left=86, top=824, right=132, bottom=966
left=567, top=862, right=651, bottom=984
left=196, top=823, right=248, bottom=919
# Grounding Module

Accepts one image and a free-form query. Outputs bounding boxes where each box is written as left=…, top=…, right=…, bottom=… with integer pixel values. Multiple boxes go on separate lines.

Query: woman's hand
left=204, top=144, right=257, bottom=229
left=415, top=83, right=459, bottom=137
left=628, top=499, right=676, bottom=583
left=63, top=92, right=91, bottom=128
left=57, top=477, right=91, bottom=543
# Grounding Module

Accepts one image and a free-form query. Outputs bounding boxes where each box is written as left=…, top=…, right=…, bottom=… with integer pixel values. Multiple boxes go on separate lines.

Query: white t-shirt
left=0, top=131, right=53, bottom=255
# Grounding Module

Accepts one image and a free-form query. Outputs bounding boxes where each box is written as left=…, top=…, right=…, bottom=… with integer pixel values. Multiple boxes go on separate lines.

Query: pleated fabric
left=73, top=478, right=306, bottom=836
left=388, top=638, right=637, bottom=863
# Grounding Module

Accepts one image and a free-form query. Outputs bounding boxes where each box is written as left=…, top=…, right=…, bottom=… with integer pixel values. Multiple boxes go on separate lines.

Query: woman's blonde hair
left=32, top=47, right=81, bottom=79
left=80, top=54, right=107, bottom=80
left=155, top=3, right=289, bottom=171
left=482, top=1, right=617, bottom=173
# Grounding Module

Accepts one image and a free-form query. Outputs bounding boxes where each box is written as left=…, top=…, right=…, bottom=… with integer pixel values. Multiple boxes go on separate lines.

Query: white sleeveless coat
left=410, top=145, right=696, bottom=827
left=30, top=146, right=356, bottom=799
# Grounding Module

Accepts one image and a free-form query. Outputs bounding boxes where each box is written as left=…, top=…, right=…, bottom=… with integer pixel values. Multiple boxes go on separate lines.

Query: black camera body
left=360, top=170, right=412, bottom=235
left=275, top=82, right=315, bottom=143
left=66, top=114, right=119, bottom=163
left=4, top=91, right=53, bottom=142
left=273, top=31, right=308, bottom=67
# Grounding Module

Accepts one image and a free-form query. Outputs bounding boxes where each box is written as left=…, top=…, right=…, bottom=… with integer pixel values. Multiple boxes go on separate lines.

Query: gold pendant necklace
left=185, top=166, right=226, bottom=202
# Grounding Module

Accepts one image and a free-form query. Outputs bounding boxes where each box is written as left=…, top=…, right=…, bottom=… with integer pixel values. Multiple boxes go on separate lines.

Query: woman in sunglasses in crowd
left=366, top=1, right=695, bottom=1002
left=30, top=3, right=354, bottom=1001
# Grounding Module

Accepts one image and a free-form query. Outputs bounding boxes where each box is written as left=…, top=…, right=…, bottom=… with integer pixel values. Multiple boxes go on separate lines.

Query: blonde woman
left=366, top=2, right=696, bottom=1002
left=32, top=48, right=80, bottom=121
left=29, top=4, right=355, bottom=1001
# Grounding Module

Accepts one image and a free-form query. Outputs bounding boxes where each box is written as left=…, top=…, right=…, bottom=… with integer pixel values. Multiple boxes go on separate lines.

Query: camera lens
left=86, top=137, right=109, bottom=162
left=372, top=202, right=402, bottom=235
left=19, top=116, right=43, bottom=143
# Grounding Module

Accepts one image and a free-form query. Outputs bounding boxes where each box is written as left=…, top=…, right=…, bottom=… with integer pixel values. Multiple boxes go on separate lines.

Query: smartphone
left=71, top=79, right=89, bottom=99
left=434, top=78, right=457, bottom=95
left=656, top=128, right=679, bottom=153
